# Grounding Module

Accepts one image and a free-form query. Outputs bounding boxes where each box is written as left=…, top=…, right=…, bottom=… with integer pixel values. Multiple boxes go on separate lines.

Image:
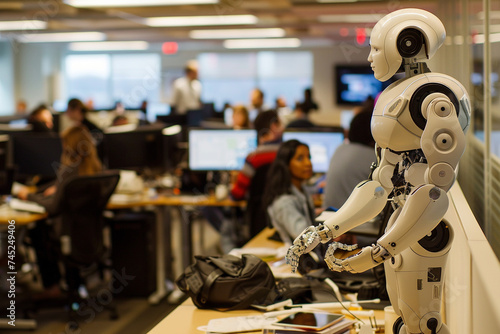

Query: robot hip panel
left=385, top=245, right=451, bottom=333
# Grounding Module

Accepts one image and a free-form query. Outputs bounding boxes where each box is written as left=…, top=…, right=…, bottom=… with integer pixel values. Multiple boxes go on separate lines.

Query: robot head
left=368, top=8, right=446, bottom=81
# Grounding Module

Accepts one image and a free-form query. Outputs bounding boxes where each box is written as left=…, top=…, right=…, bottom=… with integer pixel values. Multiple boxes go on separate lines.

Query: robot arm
left=329, top=184, right=448, bottom=273
left=329, top=93, right=464, bottom=274
left=286, top=179, right=388, bottom=272
left=420, top=93, right=466, bottom=191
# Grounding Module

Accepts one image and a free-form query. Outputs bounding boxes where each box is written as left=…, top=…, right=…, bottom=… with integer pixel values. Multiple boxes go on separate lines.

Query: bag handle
left=200, top=268, right=224, bottom=305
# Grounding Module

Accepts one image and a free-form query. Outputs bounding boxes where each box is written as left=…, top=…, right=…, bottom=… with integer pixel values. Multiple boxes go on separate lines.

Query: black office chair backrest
left=58, top=171, right=120, bottom=266
left=246, top=163, right=272, bottom=239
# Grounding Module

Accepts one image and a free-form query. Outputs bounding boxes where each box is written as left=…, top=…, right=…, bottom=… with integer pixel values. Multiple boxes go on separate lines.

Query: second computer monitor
left=11, top=134, right=63, bottom=179
left=282, top=131, right=345, bottom=173
left=189, top=129, right=257, bottom=171
left=103, top=125, right=164, bottom=173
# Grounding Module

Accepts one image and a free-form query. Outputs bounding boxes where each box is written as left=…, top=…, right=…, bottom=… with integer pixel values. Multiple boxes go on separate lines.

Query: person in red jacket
left=230, top=110, right=284, bottom=240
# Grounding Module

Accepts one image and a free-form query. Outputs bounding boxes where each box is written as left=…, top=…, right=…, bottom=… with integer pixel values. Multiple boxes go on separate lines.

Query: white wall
left=13, top=42, right=370, bottom=125
left=0, top=41, right=15, bottom=115
left=14, top=43, right=65, bottom=112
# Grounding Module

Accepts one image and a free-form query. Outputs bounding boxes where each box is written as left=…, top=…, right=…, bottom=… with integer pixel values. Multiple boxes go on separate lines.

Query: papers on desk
left=204, top=315, right=277, bottom=333
left=109, top=193, right=145, bottom=204
left=8, top=198, right=46, bottom=214
left=201, top=314, right=354, bottom=334
left=262, top=318, right=354, bottom=334
left=229, top=246, right=287, bottom=259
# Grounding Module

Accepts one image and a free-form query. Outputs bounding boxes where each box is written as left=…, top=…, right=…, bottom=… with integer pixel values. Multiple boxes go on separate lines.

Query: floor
left=1, top=295, right=185, bottom=334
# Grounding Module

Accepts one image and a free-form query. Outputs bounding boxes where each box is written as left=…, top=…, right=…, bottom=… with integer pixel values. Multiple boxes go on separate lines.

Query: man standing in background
left=170, top=60, right=202, bottom=115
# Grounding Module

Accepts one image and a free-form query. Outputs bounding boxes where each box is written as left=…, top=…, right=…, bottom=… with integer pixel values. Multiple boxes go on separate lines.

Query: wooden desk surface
left=148, top=228, right=384, bottom=334
left=0, top=205, right=47, bottom=225
left=107, top=192, right=246, bottom=209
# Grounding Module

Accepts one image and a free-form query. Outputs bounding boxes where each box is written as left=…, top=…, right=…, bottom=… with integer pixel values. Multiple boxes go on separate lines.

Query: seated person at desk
left=28, top=104, right=54, bottom=133
left=230, top=110, right=283, bottom=241
left=262, top=139, right=315, bottom=245
left=232, top=104, right=250, bottom=130
left=323, top=111, right=376, bottom=210
left=17, top=126, right=103, bottom=297
left=66, top=98, right=102, bottom=136
left=285, top=102, right=316, bottom=129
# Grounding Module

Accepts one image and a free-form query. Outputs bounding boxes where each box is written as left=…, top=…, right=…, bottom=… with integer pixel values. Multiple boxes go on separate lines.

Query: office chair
left=244, top=163, right=272, bottom=242
left=45, top=171, right=121, bottom=326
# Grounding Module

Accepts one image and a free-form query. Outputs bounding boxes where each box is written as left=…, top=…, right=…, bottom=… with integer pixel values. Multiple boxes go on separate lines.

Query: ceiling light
left=65, top=0, right=218, bottom=7
left=0, top=20, right=47, bottom=31
left=17, top=32, right=106, bottom=43
left=144, top=15, right=257, bottom=27
left=68, top=41, right=149, bottom=51
left=190, top=28, right=285, bottom=39
left=224, top=38, right=301, bottom=49
left=318, top=14, right=384, bottom=23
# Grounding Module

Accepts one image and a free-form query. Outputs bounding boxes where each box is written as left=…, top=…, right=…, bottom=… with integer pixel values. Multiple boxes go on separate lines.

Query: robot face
left=368, top=30, right=390, bottom=81
left=368, top=8, right=446, bottom=81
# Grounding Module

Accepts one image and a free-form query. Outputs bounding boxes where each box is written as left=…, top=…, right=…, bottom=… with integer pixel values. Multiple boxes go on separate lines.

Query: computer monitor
left=103, top=125, right=165, bottom=173
left=282, top=131, right=345, bottom=173
left=188, top=129, right=257, bottom=171
left=11, top=134, right=63, bottom=179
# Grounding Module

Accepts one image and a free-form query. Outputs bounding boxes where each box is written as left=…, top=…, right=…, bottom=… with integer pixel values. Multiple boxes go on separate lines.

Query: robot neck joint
left=403, top=59, right=430, bottom=77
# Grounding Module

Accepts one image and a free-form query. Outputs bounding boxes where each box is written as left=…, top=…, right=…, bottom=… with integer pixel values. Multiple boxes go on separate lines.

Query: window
left=64, top=53, right=161, bottom=110
left=198, top=51, right=313, bottom=111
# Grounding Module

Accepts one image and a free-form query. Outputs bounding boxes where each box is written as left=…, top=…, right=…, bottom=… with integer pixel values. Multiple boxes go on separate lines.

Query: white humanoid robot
left=286, top=8, right=471, bottom=334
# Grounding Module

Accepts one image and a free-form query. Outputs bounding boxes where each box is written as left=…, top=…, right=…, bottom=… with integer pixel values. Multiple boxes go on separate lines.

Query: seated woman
left=262, top=139, right=314, bottom=245
left=17, top=126, right=103, bottom=297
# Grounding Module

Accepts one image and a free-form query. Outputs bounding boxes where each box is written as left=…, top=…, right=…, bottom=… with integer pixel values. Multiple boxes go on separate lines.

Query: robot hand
left=325, top=243, right=390, bottom=273
left=286, top=224, right=333, bottom=273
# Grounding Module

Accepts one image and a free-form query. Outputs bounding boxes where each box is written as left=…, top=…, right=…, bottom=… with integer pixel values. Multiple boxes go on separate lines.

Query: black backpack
left=176, top=254, right=276, bottom=310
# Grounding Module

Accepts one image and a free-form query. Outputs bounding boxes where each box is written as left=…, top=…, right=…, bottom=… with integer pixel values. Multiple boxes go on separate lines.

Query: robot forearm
left=322, top=180, right=388, bottom=238
left=325, top=243, right=391, bottom=273
left=327, top=184, right=449, bottom=274
left=286, top=180, right=388, bottom=272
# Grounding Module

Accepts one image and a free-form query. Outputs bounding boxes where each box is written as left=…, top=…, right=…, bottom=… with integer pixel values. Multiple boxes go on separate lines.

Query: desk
left=148, top=227, right=384, bottom=334
left=0, top=205, right=46, bottom=226
left=0, top=206, right=43, bottom=331
left=107, top=193, right=246, bottom=304
left=1, top=194, right=245, bottom=305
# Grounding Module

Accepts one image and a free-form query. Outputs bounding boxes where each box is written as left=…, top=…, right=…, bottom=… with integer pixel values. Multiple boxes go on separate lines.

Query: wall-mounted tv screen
left=335, top=65, right=397, bottom=106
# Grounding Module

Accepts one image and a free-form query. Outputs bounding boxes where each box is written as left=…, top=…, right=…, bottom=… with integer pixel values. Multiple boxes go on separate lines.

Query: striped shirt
left=230, top=143, right=280, bottom=200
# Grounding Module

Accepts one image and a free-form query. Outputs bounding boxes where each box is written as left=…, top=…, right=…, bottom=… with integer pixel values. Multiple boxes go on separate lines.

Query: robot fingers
left=324, top=242, right=359, bottom=272
left=286, top=226, right=322, bottom=273
left=334, top=245, right=386, bottom=274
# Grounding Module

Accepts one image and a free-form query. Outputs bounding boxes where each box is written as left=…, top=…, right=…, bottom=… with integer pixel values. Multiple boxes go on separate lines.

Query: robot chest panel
left=371, top=76, right=429, bottom=152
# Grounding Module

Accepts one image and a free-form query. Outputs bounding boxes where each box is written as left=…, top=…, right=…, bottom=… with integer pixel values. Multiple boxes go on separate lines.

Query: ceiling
left=0, top=0, right=439, bottom=46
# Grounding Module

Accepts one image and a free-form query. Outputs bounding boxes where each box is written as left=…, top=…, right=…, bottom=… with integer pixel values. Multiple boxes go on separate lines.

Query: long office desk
left=0, top=206, right=46, bottom=330
left=107, top=193, right=246, bottom=304
left=148, top=227, right=279, bottom=334
left=148, top=227, right=384, bottom=334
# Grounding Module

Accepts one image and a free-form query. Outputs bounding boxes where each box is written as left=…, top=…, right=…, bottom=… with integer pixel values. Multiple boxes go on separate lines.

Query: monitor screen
left=103, top=125, right=165, bottom=172
left=189, top=129, right=257, bottom=171
left=282, top=131, right=345, bottom=173
left=11, top=134, right=63, bottom=178
left=335, top=65, right=400, bottom=105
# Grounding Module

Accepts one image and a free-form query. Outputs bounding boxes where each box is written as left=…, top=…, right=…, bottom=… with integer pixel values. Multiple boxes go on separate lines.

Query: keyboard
left=9, top=198, right=46, bottom=214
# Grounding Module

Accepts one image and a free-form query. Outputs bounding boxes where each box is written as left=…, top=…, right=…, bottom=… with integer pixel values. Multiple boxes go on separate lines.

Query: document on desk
left=262, top=318, right=354, bottom=334
left=8, top=198, right=46, bottom=214
left=204, top=315, right=277, bottom=333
